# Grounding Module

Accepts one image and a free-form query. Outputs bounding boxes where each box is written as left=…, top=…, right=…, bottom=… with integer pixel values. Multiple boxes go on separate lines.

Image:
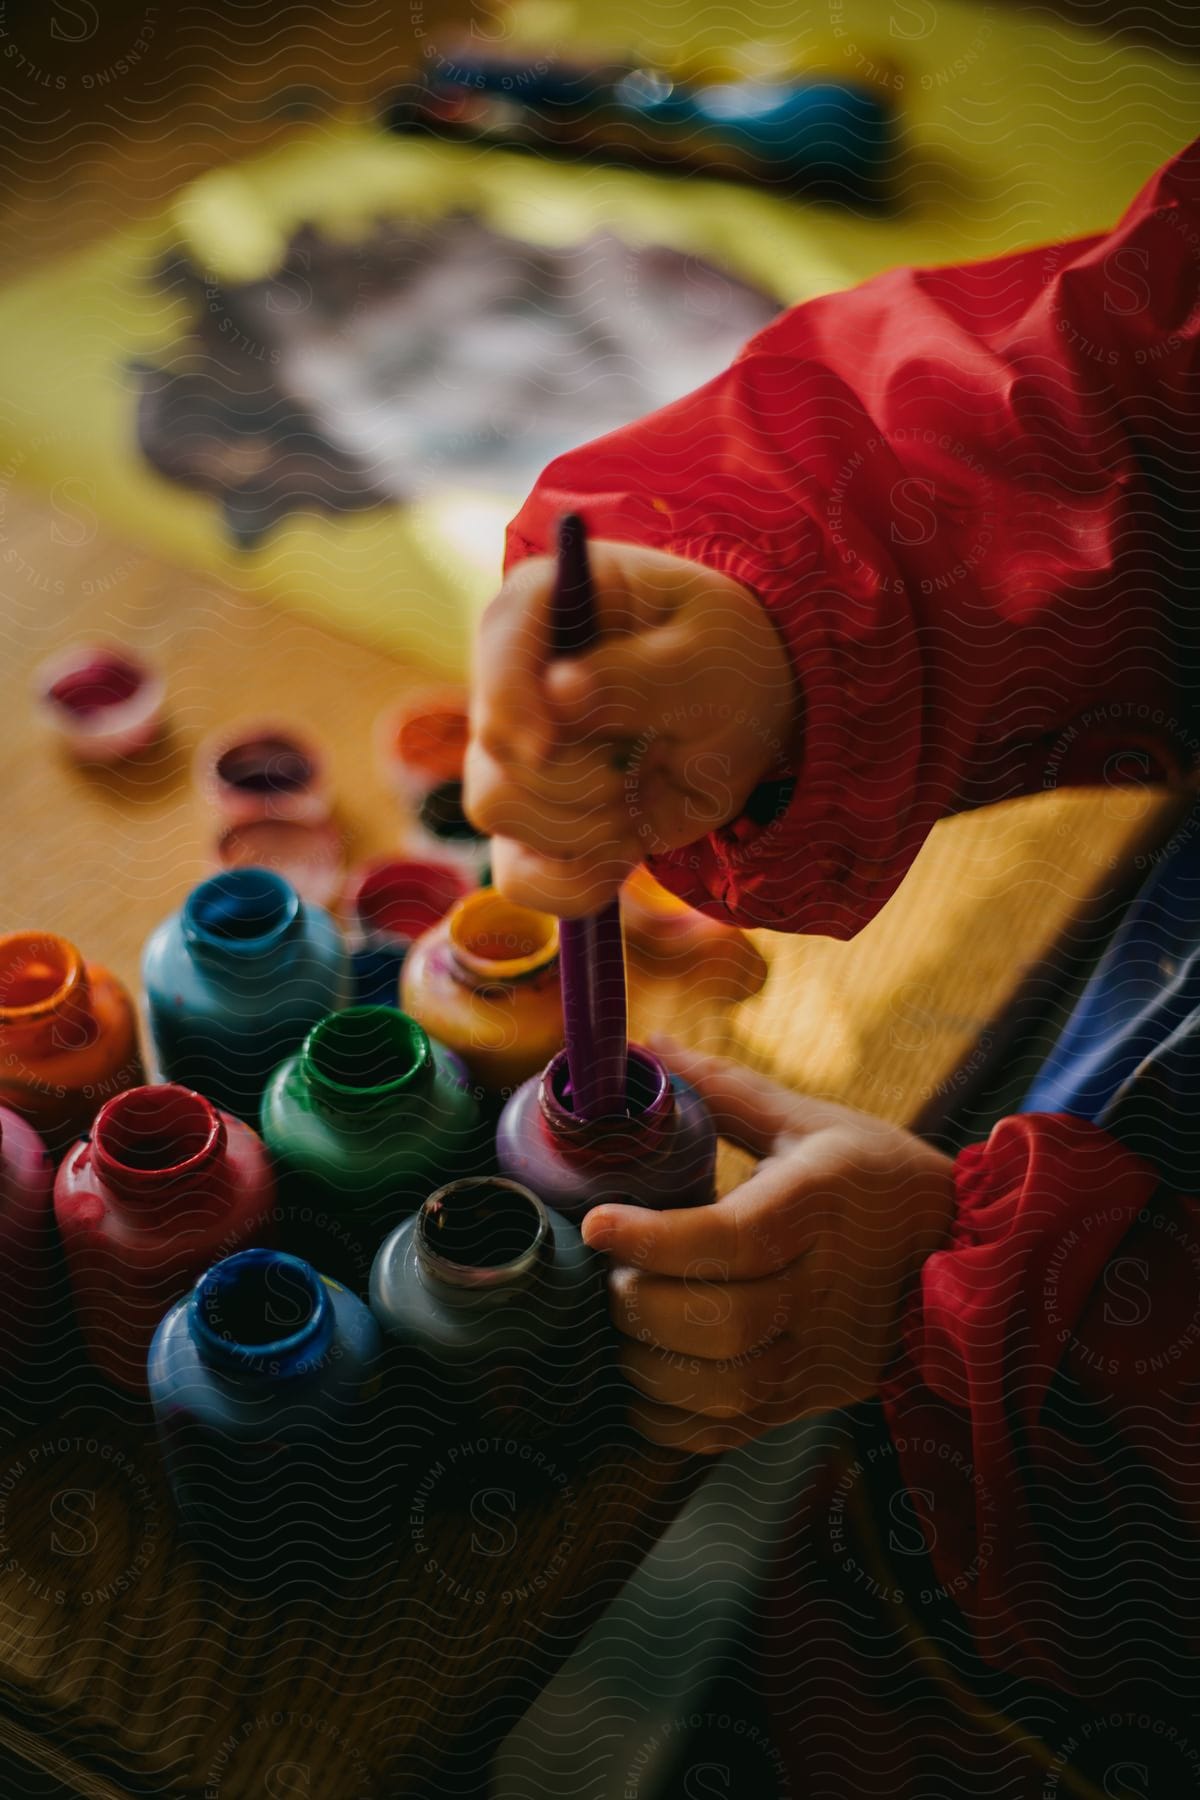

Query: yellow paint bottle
left=401, top=888, right=563, bottom=1103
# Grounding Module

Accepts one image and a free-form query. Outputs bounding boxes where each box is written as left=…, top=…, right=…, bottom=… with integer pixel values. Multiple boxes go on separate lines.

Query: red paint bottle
left=55, top=1084, right=276, bottom=1394
left=0, top=1103, right=55, bottom=1389
left=0, top=931, right=143, bottom=1157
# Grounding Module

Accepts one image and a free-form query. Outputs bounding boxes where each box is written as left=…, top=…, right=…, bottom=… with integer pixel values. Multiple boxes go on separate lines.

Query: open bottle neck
left=0, top=931, right=97, bottom=1050
left=181, top=868, right=302, bottom=967
left=446, top=888, right=559, bottom=990
left=538, top=1044, right=675, bottom=1162
left=300, top=1005, right=435, bottom=1112
left=189, top=1249, right=334, bottom=1377
left=91, top=1084, right=228, bottom=1215
left=415, top=1178, right=550, bottom=1302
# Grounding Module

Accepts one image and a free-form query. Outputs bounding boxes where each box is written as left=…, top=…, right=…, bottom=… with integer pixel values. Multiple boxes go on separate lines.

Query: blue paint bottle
left=148, top=1248, right=387, bottom=1580
left=142, top=869, right=350, bottom=1123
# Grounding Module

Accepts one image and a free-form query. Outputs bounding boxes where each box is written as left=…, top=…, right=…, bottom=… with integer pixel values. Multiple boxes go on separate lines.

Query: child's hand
left=583, top=1041, right=956, bottom=1453
left=466, top=541, right=796, bottom=917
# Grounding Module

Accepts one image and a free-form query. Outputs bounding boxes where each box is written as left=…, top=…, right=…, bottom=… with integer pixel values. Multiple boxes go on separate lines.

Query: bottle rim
left=447, top=887, right=559, bottom=984
left=300, top=1004, right=433, bottom=1102
left=416, top=1177, right=550, bottom=1291
left=0, top=931, right=86, bottom=1024
left=389, top=692, right=470, bottom=784
left=343, top=857, right=469, bottom=949
left=540, top=1042, right=672, bottom=1134
left=189, top=1248, right=332, bottom=1374
left=416, top=779, right=488, bottom=845
left=182, top=868, right=301, bottom=955
left=91, top=1084, right=224, bottom=1190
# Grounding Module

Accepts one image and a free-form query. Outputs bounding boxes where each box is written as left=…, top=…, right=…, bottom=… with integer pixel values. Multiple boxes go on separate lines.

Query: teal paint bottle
left=142, top=869, right=350, bottom=1124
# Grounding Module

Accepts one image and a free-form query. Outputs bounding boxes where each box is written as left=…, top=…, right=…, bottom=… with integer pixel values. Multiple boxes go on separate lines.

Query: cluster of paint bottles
left=0, top=863, right=718, bottom=1574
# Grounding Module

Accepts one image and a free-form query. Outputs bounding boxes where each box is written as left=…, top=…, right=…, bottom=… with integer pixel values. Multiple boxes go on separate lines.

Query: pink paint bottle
left=0, top=1103, right=55, bottom=1390
left=55, top=1084, right=276, bottom=1394
left=196, top=720, right=329, bottom=827
left=33, top=642, right=165, bottom=764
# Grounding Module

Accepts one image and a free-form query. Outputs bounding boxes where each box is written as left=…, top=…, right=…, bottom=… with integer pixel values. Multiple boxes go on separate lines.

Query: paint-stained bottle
left=259, top=1006, right=482, bottom=1284
left=142, top=868, right=349, bottom=1124
left=496, top=1044, right=717, bottom=1222
left=401, top=887, right=563, bottom=1102
left=0, top=930, right=142, bottom=1156
left=341, top=856, right=469, bottom=1006
left=0, top=1103, right=56, bottom=1393
left=370, top=1176, right=608, bottom=1440
left=148, top=1248, right=387, bottom=1580
left=55, top=1084, right=276, bottom=1394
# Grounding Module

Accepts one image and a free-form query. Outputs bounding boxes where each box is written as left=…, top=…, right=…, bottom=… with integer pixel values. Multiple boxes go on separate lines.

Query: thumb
left=648, top=1036, right=839, bottom=1156
left=580, top=1135, right=833, bottom=1276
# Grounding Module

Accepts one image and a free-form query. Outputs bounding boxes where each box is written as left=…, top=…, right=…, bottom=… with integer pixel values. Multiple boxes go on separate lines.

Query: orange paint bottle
left=0, top=932, right=143, bottom=1156
left=400, top=888, right=563, bottom=1102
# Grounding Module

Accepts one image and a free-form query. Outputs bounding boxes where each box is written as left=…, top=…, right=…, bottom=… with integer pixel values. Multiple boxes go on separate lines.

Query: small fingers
left=618, top=1334, right=795, bottom=1422
left=488, top=836, right=637, bottom=918
left=545, top=624, right=699, bottom=743
left=609, top=1264, right=800, bottom=1361
left=464, top=740, right=631, bottom=856
left=648, top=1039, right=845, bottom=1152
left=581, top=1146, right=833, bottom=1278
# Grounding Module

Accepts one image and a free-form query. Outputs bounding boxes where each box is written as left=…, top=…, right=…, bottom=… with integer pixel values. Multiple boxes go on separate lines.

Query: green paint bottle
left=260, top=1005, right=482, bottom=1288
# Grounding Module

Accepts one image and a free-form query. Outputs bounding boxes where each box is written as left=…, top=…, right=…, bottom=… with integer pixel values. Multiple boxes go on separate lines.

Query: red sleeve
left=505, top=137, right=1200, bottom=936
left=879, top=1112, right=1200, bottom=1694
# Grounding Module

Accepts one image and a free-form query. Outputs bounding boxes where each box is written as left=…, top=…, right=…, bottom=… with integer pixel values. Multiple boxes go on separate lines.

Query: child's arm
left=601, top=1043, right=1199, bottom=1694
left=470, top=135, right=1200, bottom=935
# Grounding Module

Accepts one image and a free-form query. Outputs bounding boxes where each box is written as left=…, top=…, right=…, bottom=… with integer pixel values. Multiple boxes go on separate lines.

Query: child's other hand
left=466, top=541, right=796, bottom=918
left=583, top=1041, right=956, bottom=1453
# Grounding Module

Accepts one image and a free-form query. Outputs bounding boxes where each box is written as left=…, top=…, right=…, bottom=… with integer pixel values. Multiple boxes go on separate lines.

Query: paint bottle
left=341, top=856, right=469, bottom=1005
left=141, top=868, right=349, bottom=1123
left=376, top=689, right=469, bottom=811
left=0, top=1104, right=56, bottom=1392
left=33, top=642, right=165, bottom=764
left=213, top=816, right=345, bottom=911
left=196, top=720, right=329, bottom=827
left=259, top=1005, right=483, bottom=1283
left=404, top=780, right=490, bottom=884
left=496, top=1044, right=717, bottom=1222
left=148, top=1248, right=387, bottom=1579
left=370, top=1176, right=607, bottom=1439
left=0, top=931, right=142, bottom=1156
left=55, top=1084, right=276, bottom=1394
left=401, top=887, right=563, bottom=1102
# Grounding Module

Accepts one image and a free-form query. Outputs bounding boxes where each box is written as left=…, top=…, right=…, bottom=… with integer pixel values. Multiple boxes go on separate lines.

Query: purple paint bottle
left=495, top=1043, right=716, bottom=1222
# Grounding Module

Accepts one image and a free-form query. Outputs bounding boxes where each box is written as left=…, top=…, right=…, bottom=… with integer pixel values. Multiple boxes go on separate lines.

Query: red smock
left=504, top=135, right=1200, bottom=1694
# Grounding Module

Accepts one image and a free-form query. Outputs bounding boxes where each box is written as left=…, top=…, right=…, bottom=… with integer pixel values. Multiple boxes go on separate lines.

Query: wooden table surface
left=0, top=5, right=1185, bottom=1796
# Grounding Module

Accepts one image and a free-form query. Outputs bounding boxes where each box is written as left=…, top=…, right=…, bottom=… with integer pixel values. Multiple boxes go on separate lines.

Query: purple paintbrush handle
left=559, top=902, right=628, bottom=1119
left=551, top=514, right=629, bottom=1119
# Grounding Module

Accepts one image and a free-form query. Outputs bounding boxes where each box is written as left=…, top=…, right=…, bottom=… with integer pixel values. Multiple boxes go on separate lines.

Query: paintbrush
left=550, top=514, right=629, bottom=1119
